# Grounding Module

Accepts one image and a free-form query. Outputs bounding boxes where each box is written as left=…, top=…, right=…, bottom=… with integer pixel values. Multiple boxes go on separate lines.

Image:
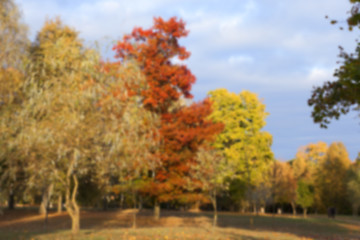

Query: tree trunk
left=303, top=207, right=307, bottom=218
left=120, top=193, right=124, bottom=209
left=8, top=189, right=15, bottom=210
left=192, top=200, right=201, bottom=212
left=212, top=200, right=218, bottom=227
left=39, top=200, right=46, bottom=215
left=71, top=212, right=80, bottom=234
left=132, top=191, right=137, bottom=228
left=65, top=173, right=80, bottom=234
left=102, top=196, right=108, bottom=211
left=39, top=183, right=54, bottom=215
left=211, top=190, right=217, bottom=227
left=138, top=195, right=143, bottom=211
left=291, top=201, right=297, bottom=216
left=154, top=200, right=160, bottom=220
left=57, top=194, right=62, bottom=213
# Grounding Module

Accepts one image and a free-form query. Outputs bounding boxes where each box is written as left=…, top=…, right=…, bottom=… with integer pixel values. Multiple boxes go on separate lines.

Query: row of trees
left=267, top=142, right=359, bottom=217
left=0, top=0, right=359, bottom=235
left=0, top=0, right=273, bottom=233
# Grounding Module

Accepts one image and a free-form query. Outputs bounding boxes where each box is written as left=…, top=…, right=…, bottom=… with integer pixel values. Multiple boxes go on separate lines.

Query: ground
left=0, top=208, right=359, bottom=240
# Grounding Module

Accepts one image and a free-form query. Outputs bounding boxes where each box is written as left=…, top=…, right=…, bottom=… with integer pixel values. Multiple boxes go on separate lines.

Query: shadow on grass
left=216, top=213, right=360, bottom=240
left=0, top=209, right=360, bottom=240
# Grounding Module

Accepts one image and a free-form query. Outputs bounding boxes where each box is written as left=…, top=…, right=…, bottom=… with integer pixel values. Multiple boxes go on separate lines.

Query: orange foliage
left=113, top=17, right=195, bottom=113
left=114, top=17, right=223, bottom=203
left=153, top=99, right=223, bottom=202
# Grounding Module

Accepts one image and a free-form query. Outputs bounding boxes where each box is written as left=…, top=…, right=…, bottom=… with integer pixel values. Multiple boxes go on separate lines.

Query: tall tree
left=0, top=0, right=29, bottom=210
left=113, top=17, right=222, bottom=218
left=208, top=88, right=273, bottom=208
left=14, top=19, right=102, bottom=234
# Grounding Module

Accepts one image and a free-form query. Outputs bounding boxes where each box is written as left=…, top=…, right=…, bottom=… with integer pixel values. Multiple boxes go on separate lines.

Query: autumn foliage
left=113, top=17, right=223, bottom=204
left=3, top=1, right=360, bottom=235
left=154, top=99, right=223, bottom=202
left=113, top=17, right=195, bottom=113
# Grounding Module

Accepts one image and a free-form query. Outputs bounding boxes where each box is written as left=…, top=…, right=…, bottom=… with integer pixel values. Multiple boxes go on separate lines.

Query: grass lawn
left=0, top=209, right=359, bottom=240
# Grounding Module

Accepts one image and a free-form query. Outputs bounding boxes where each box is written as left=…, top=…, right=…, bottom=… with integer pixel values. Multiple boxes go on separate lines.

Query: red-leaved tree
left=114, top=17, right=195, bottom=114
left=113, top=17, right=222, bottom=219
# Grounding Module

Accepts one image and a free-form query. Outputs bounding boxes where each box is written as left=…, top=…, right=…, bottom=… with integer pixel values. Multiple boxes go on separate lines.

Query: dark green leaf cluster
left=308, top=0, right=360, bottom=128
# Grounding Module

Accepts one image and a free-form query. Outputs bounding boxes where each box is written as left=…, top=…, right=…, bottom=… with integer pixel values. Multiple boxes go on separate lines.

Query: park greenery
left=0, top=0, right=360, bottom=237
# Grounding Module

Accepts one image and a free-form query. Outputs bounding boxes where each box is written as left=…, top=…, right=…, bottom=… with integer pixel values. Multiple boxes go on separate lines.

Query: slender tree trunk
left=8, top=188, right=15, bottom=210
left=211, top=190, right=217, bottom=227
left=291, top=201, right=296, bottom=216
left=102, top=196, right=108, bottom=211
left=40, top=183, right=54, bottom=215
left=138, top=195, right=143, bottom=211
left=120, top=193, right=124, bottom=209
left=65, top=172, right=80, bottom=235
left=57, top=194, right=62, bottom=213
left=132, top=190, right=137, bottom=228
left=253, top=203, right=257, bottom=214
left=154, top=199, right=160, bottom=220
left=303, top=207, right=307, bottom=218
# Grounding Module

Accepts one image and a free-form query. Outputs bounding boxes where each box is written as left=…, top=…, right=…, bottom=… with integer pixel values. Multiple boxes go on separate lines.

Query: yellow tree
left=316, top=142, right=351, bottom=214
left=269, top=161, right=297, bottom=214
left=0, top=0, right=28, bottom=210
left=15, top=19, right=101, bottom=234
left=292, top=141, right=328, bottom=215
left=208, top=88, right=273, bottom=209
left=0, top=0, right=28, bottom=69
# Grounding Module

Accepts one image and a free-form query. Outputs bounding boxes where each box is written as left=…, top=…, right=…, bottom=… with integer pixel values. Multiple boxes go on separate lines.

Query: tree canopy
left=308, top=0, right=360, bottom=128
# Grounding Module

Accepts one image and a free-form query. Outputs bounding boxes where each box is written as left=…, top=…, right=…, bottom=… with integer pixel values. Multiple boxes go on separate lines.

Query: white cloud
left=283, top=33, right=306, bottom=49
left=228, top=55, right=254, bottom=65
left=307, top=67, right=333, bottom=85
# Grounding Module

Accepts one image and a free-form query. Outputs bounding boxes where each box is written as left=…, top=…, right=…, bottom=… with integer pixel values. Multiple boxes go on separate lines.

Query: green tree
left=347, top=163, right=360, bottom=216
left=308, top=0, right=360, bottom=128
left=296, top=180, right=314, bottom=217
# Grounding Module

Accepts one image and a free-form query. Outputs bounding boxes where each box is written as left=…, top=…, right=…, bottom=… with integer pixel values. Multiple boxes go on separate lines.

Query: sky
left=16, top=0, right=360, bottom=161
